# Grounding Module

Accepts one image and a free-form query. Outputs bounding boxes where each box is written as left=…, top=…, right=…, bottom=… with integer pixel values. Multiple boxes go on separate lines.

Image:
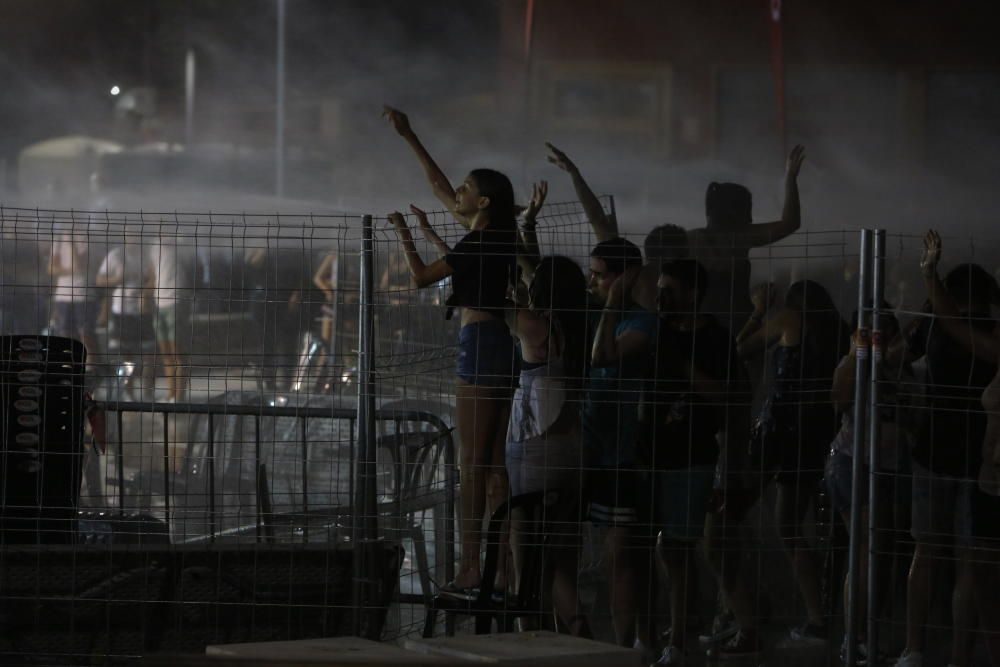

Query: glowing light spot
left=110, top=85, right=121, bottom=96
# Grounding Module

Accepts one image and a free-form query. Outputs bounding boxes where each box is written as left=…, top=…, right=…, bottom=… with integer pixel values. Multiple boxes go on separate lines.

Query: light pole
left=275, top=0, right=286, bottom=198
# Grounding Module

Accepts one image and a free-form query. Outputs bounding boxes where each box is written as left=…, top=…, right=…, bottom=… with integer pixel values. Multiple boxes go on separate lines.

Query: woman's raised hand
left=382, top=105, right=412, bottom=137
left=545, top=142, right=578, bottom=175
left=920, top=229, right=942, bottom=278
left=523, top=181, right=548, bottom=223
left=750, top=282, right=778, bottom=314
left=388, top=211, right=408, bottom=230
left=785, top=144, right=806, bottom=182
left=409, top=205, right=431, bottom=230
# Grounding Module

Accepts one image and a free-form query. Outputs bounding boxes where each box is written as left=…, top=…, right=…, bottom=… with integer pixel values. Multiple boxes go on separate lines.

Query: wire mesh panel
left=369, top=191, right=872, bottom=661
left=0, top=207, right=449, bottom=663
left=864, top=231, right=1000, bottom=667
left=8, top=199, right=964, bottom=666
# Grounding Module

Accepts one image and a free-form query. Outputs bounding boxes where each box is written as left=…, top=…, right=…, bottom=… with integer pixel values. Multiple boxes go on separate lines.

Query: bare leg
left=903, top=542, right=940, bottom=655
left=776, top=481, right=825, bottom=625
left=952, top=546, right=978, bottom=667
left=840, top=508, right=869, bottom=641
left=661, top=538, right=697, bottom=648
left=453, top=381, right=508, bottom=589
left=704, top=491, right=761, bottom=633
left=487, top=413, right=511, bottom=591
left=158, top=338, right=183, bottom=400
left=551, top=545, right=590, bottom=636
left=606, top=525, right=639, bottom=646
left=974, top=547, right=1000, bottom=667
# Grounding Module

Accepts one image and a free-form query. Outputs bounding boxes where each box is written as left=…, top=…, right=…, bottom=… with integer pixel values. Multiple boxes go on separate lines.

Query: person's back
left=687, top=226, right=754, bottom=330
left=100, top=241, right=147, bottom=318
left=689, top=146, right=806, bottom=332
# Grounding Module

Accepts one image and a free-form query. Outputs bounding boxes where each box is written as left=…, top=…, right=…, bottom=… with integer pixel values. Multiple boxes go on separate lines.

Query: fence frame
left=845, top=227, right=887, bottom=666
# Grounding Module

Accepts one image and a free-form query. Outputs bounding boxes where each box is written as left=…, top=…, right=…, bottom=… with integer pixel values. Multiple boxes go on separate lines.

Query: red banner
left=769, top=0, right=786, bottom=154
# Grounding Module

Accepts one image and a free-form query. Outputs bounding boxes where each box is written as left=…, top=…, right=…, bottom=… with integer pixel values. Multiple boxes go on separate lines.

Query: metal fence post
left=867, top=229, right=885, bottom=662
left=352, top=214, right=378, bottom=636
left=846, top=229, right=873, bottom=667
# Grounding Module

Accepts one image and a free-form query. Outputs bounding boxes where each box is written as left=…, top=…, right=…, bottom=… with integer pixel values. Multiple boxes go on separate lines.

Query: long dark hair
left=529, top=256, right=589, bottom=386
left=469, top=168, right=517, bottom=235
left=785, top=279, right=850, bottom=375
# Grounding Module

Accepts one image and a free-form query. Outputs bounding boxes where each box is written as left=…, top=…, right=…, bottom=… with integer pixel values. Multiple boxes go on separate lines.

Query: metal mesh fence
left=4, top=203, right=994, bottom=666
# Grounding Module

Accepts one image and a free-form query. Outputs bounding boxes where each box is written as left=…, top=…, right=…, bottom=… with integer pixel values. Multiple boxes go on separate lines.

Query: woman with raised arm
left=505, top=255, right=590, bottom=636
left=914, top=229, right=1000, bottom=667
left=384, top=107, right=523, bottom=597
left=826, top=307, right=914, bottom=665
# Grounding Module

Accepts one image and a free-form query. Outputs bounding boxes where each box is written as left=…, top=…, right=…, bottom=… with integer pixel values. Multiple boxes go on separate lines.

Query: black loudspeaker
left=0, top=335, right=86, bottom=544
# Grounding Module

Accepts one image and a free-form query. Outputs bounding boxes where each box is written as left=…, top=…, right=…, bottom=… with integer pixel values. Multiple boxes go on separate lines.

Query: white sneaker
left=653, top=645, right=686, bottom=666
left=895, top=651, right=923, bottom=667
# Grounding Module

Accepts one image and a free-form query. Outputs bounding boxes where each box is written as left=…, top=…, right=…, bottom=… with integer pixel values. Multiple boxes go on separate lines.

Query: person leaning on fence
left=641, top=258, right=745, bottom=666
left=827, top=306, right=915, bottom=666
left=383, top=105, right=519, bottom=599
left=504, top=252, right=591, bottom=638
left=893, top=230, right=1000, bottom=667
left=733, top=279, right=850, bottom=646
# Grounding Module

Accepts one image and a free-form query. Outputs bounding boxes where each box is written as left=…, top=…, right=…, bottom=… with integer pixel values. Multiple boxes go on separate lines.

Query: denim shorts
left=455, top=319, right=517, bottom=387
left=824, top=450, right=910, bottom=517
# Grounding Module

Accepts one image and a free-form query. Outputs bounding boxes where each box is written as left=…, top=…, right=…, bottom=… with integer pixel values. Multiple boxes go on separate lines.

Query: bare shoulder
left=515, top=310, right=550, bottom=346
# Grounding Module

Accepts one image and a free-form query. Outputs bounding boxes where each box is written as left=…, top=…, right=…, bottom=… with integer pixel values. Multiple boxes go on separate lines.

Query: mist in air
left=0, top=0, right=997, bottom=247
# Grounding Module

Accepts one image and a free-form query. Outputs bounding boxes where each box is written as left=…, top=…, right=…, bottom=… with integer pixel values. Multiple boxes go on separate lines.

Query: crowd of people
left=382, top=105, right=1000, bottom=667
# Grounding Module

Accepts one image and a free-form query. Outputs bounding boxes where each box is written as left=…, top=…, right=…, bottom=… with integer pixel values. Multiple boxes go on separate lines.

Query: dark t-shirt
left=443, top=228, right=517, bottom=318
left=582, top=304, right=659, bottom=467
left=644, top=316, right=746, bottom=470
left=907, top=314, right=997, bottom=478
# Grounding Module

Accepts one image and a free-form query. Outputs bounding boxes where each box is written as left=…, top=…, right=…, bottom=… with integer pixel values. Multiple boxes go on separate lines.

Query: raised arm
left=95, top=251, right=122, bottom=288
left=313, top=250, right=337, bottom=299
left=409, top=205, right=450, bottom=257
left=388, top=211, right=453, bottom=288
left=383, top=105, right=468, bottom=227
left=49, top=240, right=68, bottom=277
left=592, top=266, right=648, bottom=367
left=736, top=282, right=783, bottom=358
left=831, top=345, right=857, bottom=413
left=516, top=181, right=547, bottom=284
left=920, top=229, right=1000, bottom=362
left=545, top=142, right=618, bottom=242
left=742, top=145, right=805, bottom=248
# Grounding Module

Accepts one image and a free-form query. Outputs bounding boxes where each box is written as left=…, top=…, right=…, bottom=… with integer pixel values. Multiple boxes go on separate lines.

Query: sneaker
left=652, top=645, right=686, bottom=666
left=436, top=580, right=478, bottom=601
left=893, top=651, right=923, bottom=667
left=839, top=638, right=868, bottom=666
left=714, top=630, right=762, bottom=661
left=699, top=610, right=739, bottom=646
left=789, top=621, right=828, bottom=642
